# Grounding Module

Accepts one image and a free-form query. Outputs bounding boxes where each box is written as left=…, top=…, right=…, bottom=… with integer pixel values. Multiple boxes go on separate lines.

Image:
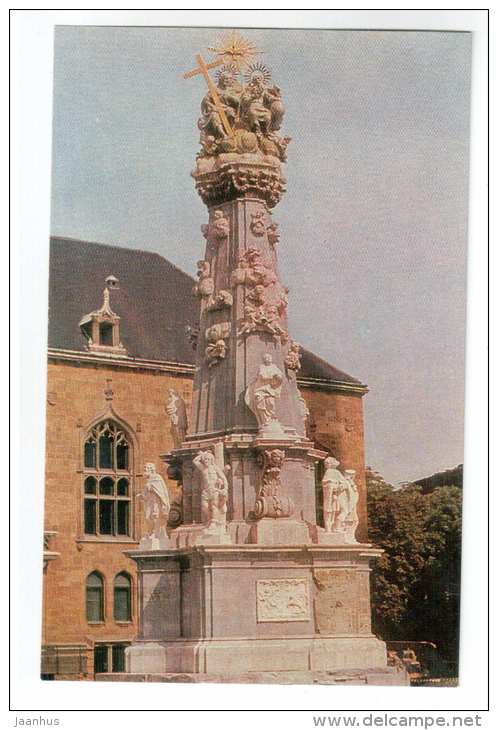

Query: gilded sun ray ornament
left=207, top=31, right=262, bottom=71
left=244, top=62, right=272, bottom=85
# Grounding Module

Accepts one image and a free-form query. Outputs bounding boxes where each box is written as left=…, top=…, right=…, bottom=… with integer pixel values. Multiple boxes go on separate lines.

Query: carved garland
left=231, top=247, right=288, bottom=342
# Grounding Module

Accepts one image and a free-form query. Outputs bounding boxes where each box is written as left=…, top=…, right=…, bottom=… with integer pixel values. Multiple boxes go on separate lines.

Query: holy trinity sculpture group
left=187, top=60, right=291, bottom=161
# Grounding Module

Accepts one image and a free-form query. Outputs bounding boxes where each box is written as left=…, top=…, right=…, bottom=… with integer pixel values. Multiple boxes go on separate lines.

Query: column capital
left=192, top=155, right=287, bottom=208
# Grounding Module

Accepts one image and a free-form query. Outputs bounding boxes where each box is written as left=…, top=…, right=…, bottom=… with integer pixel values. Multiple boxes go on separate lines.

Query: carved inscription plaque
left=256, top=578, right=310, bottom=622
left=313, top=569, right=371, bottom=635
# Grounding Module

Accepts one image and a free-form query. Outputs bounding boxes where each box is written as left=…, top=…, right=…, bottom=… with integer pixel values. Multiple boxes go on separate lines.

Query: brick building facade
left=42, top=236, right=369, bottom=679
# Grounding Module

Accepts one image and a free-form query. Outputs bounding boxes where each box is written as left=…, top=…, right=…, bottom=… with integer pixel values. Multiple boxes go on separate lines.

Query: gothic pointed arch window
left=86, top=571, right=104, bottom=622
left=83, top=420, right=133, bottom=538
left=113, top=572, right=132, bottom=622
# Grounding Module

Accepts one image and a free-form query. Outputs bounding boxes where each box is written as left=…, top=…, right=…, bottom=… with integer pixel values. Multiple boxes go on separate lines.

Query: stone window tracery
left=82, top=420, right=132, bottom=538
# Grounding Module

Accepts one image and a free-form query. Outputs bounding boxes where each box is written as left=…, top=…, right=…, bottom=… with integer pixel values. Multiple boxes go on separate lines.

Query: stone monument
left=124, top=33, right=407, bottom=685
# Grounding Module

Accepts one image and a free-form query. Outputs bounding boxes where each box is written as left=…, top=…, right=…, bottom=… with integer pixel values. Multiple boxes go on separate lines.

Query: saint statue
left=245, top=353, right=284, bottom=434
left=343, top=468, right=359, bottom=542
left=165, top=389, right=188, bottom=447
left=138, top=463, right=171, bottom=539
left=193, top=450, right=229, bottom=532
left=321, top=456, right=351, bottom=534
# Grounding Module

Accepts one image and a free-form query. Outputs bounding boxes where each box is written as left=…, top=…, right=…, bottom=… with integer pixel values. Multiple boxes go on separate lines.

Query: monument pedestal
left=124, top=544, right=406, bottom=683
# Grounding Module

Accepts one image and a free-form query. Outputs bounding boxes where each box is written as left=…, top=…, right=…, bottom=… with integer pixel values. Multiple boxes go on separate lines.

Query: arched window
left=86, top=572, right=104, bottom=623
left=83, top=420, right=132, bottom=538
left=113, top=572, right=132, bottom=622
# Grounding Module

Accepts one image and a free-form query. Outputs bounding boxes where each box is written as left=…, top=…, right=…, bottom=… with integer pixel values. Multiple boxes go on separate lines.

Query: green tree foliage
left=367, top=468, right=462, bottom=668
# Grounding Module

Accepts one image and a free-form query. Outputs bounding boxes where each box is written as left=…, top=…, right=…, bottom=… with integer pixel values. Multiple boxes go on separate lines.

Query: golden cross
left=183, top=54, right=234, bottom=138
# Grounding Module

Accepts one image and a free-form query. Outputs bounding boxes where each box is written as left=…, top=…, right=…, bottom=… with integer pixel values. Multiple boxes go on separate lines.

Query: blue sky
left=50, top=26, right=471, bottom=484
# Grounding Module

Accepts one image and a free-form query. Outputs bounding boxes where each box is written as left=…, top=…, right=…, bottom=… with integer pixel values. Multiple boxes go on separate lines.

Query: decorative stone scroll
left=267, top=222, right=280, bottom=247
left=193, top=260, right=214, bottom=300
left=201, top=209, right=229, bottom=246
left=232, top=247, right=288, bottom=342
left=256, top=578, right=310, bottom=623
left=250, top=210, right=266, bottom=236
left=254, top=448, right=294, bottom=519
left=206, top=289, right=233, bottom=312
left=194, top=260, right=233, bottom=313
left=204, top=321, right=231, bottom=367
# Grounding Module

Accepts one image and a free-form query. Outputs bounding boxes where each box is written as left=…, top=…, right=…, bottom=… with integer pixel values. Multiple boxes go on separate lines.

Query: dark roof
left=48, top=236, right=362, bottom=384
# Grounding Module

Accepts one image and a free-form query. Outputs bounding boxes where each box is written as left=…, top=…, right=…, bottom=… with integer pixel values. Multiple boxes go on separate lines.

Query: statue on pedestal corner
left=138, top=463, right=171, bottom=541
left=165, top=389, right=188, bottom=447
left=343, top=468, right=359, bottom=543
left=322, top=457, right=350, bottom=534
left=193, top=450, right=229, bottom=533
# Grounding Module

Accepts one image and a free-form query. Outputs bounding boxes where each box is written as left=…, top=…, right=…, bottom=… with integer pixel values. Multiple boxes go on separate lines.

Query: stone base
left=125, top=635, right=392, bottom=676
left=125, top=544, right=388, bottom=684
left=316, top=529, right=358, bottom=546
left=99, top=666, right=409, bottom=685
left=170, top=523, right=232, bottom=548
left=139, top=534, right=174, bottom=550
left=248, top=518, right=311, bottom=545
